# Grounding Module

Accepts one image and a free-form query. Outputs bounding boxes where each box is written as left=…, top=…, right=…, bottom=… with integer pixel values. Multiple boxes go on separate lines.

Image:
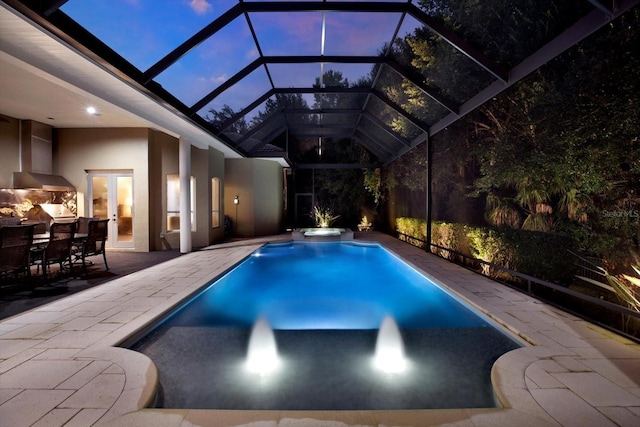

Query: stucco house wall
left=225, top=158, right=283, bottom=237
left=148, top=130, right=176, bottom=251
left=0, top=115, right=22, bottom=188
left=208, top=147, right=226, bottom=244
left=55, top=128, right=151, bottom=251
left=148, top=132, right=226, bottom=251
left=2, top=116, right=280, bottom=251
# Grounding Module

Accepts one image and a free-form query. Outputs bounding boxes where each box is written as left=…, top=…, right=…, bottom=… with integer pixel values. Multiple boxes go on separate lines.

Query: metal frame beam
left=295, top=163, right=380, bottom=169
left=361, top=112, right=411, bottom=147
left=353, top=130, right=394, bottom=160
left=143, top=4, right=243, bottom=82
left=383, top=60, right=459, bottom=114
left=356, top=125, right=400, bottom=153
left=428, top=0, right=640, bottom=138
left=245, top=125, right=288, bottom=154
left=6, top=0, right=638, bottom=166
left=407, top=3, right=508, bottom=82
left=192, top=56, right=381, bottom=113
left=282, top=108, right=362, bottom=115
left=235, top=114, right=286, bottom=148
left=371, top=90, right=432, bottom=133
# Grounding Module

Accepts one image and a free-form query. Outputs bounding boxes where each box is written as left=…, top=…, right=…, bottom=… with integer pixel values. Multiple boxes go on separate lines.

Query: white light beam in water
left=246, top=317, right=280, bottom=375
left=374, top=316, right=407, bottom=373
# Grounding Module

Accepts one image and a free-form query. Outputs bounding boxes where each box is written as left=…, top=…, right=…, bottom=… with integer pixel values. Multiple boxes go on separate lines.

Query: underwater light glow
left=374, top=316, right=407, bottom=374
left=246, top=317, right=280, bottom=375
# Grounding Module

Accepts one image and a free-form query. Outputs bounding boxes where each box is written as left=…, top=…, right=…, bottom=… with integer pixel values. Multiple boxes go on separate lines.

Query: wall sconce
left=233, top=195, right=239, bottom=236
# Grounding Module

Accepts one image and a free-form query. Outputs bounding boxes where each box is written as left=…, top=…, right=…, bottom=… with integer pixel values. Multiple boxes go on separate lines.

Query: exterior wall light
left=233, top=195, right=239, bottom=205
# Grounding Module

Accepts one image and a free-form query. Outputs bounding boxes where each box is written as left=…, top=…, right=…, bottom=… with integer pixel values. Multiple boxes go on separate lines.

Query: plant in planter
left=312, top=205, right=340, bottom=228
left=358, top=215, right=373, bottom=231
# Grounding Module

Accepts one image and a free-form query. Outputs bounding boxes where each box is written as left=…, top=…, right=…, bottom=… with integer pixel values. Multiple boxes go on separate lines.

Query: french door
left=87, top=172, right=134, bottom=249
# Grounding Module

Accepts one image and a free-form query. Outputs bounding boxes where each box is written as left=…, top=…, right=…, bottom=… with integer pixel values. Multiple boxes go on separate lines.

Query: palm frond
left=575, top=275, right=615, bottom=293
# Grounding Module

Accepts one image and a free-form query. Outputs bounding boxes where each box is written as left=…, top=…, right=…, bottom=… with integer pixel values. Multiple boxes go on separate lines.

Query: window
left=167, top=174, right=195, bottom=231
left=211, top=177, right=221, bottom=228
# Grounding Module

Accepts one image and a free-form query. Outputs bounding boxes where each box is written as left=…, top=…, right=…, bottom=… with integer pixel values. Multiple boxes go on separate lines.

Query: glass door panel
left=116, top=176, right=133, bottom=242
left=91, top=176, right=108, bottom=219
left=89, top=173, right=134, bottom=249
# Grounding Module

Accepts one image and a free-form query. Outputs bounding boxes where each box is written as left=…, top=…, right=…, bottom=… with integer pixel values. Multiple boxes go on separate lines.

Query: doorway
left=88, top=172, right=134, bottom=249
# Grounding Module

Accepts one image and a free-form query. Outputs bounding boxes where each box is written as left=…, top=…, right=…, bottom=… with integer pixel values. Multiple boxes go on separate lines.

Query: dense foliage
left=386, top=7, right=640, bottom=268
left=207, top=2, right=639, bottom=276
left=396, top=218, right=576, bottom=283
left=471, top=9, right=639, bottom=263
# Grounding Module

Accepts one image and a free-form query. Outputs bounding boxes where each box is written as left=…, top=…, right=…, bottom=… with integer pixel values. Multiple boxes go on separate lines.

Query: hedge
left=396, top=217, right=576, bottom=284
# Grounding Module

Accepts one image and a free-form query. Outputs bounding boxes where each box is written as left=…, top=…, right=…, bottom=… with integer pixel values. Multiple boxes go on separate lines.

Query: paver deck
left=1, top=232, right=639, bottom=426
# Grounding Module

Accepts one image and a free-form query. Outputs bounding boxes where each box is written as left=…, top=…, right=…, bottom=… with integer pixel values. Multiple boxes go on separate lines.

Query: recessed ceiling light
left=86, top=106, right=97, bottom=115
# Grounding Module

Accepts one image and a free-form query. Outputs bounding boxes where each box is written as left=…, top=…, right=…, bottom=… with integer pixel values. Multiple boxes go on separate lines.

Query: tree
left=206, top=104, right=247, bottom=134
left=469, top=8, right=640, bottom=259
left=384, top=4, right=639, bottom=263
left=313, top=69, right=349, bottom=109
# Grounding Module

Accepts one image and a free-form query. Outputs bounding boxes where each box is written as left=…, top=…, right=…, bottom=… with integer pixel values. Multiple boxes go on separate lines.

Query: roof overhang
left=0, top=2, right=243, bottom=155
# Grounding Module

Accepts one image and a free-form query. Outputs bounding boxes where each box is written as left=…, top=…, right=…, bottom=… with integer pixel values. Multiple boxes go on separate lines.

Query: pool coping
left=1, top=233, right=639, bottom=426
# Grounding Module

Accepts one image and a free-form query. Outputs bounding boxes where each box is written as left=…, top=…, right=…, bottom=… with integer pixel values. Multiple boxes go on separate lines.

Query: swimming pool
left=129, top=241, right=520, bottom=410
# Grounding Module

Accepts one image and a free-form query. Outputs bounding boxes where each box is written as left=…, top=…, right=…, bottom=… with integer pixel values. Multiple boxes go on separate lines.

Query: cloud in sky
left=246, top=48, right=260, bottom=61
left=189, top=0, right=212, bottom=15
left=209, top=74, right=229, bottom=85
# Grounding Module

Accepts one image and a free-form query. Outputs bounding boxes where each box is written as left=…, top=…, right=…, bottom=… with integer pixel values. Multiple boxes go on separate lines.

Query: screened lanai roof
left=5, top=0, right=639, bottom=166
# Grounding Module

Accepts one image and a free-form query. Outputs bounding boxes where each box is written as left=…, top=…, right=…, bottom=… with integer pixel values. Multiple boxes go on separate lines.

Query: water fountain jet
left=374, top=316, right=406, bottom=373
left=246, top=317, right=280, bottom=375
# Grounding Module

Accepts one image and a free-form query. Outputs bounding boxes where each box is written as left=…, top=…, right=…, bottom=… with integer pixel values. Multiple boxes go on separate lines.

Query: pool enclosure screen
left=6, top=0, right=635, bottom=165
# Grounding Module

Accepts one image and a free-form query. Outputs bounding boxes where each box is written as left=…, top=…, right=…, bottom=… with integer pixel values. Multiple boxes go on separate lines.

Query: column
left=179, top=137, right=192, bottom=253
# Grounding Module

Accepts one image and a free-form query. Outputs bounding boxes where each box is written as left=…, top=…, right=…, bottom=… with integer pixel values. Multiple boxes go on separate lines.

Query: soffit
left=0, top=2, right=242, bottom=156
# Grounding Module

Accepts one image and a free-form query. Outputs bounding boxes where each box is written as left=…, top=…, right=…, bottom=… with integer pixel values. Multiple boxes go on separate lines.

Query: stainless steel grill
left=39, top=204, right=75, bottom=223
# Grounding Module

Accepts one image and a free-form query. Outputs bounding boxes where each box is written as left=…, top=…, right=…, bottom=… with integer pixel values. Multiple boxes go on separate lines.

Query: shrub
left=396, top=217, right=576, bottom=284
left=396, top=217, right=427, bottom=240
left=431, top=222, right=471, bottom=260
left=468, top=226, right=576, bottom=283
left=576, top=255, right=640, bottom=313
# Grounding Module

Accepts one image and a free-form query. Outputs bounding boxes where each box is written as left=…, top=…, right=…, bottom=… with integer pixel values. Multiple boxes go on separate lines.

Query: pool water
left=160, top=241, right=489, bottom=330
left=129, top=242, right=521, bottom=410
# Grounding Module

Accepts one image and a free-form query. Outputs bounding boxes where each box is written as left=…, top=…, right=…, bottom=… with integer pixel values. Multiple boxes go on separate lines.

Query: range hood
left=11, top=120, right=76, bottom=191
left=13, top=171, right=76, bottom=191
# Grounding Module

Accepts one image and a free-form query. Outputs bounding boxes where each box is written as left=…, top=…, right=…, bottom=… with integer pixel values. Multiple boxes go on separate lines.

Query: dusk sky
left=60, top=0, right=420, bottom=118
